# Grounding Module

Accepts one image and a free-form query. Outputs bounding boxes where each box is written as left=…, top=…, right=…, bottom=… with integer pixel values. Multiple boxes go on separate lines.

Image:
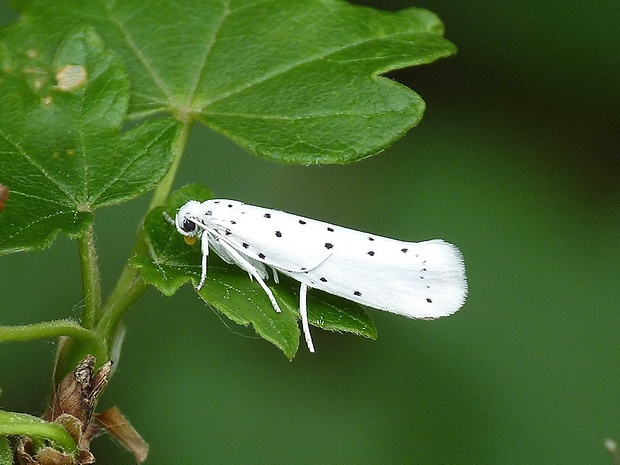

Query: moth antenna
left=162, top=211, right=175, bottom=226
left=272, top=252, right=332, bottom=274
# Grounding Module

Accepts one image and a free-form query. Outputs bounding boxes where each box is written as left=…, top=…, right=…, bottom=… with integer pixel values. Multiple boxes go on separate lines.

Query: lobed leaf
left=2, top=0, right=456, bottom=164
left=0, top=27, right=181, bottom=254
left=133, top=185, right=376, bottom=358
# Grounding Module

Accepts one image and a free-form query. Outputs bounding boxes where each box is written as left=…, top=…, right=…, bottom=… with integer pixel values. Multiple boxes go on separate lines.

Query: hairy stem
left=95, top=265, right=148, bottom=348
left=0, top=411, right=77, bottom=453
left=0, top=319, right=107, bottom=364
left=78, top=224, right=102, bottom=329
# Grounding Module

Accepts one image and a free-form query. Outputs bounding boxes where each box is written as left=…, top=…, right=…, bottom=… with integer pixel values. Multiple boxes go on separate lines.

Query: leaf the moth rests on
left=0, top=27, right=181, bottom=254
left=134, top=185, right=377, bottom=358
left=2, top=0, right=456, bottom=164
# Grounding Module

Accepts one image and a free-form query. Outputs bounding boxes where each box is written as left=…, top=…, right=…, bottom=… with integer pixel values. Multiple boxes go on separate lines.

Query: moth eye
left=181, top=218, right=197, bottom=233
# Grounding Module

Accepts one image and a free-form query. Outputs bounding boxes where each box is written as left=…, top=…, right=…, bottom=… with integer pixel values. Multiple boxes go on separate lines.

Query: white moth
left=172, top=199, right=467, bottom=353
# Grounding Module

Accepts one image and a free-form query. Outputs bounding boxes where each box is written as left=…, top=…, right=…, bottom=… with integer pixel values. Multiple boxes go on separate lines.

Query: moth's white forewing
left=200, top=200, right=466, bottom=319
left=297, top=239, right=466, bottom=318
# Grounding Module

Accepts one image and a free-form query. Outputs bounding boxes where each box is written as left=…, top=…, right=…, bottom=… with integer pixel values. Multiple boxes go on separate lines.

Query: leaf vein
left=0, top=129, right=77, bottom=204
left=205, top=32, right=421, bottom=107
left=104, top=4, right=175, bottom=103
left=184, top=1, right=231, bottom=108
left=2, top=209, right=78, bottom=242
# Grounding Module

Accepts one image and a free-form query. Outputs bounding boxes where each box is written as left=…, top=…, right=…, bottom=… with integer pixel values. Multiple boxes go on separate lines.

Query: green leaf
left=0, top=27, right=181, bottom=254
left=0, top=436, right=11, bottom=465
left=133, top=185, right=376, bottom=358
left=3, top=0, right=455, bottom=164
left=0, top=410, right=76, bottom=453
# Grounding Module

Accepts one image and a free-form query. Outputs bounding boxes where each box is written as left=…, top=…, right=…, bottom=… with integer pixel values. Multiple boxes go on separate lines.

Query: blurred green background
left=1, top=0, right=619, bottom=463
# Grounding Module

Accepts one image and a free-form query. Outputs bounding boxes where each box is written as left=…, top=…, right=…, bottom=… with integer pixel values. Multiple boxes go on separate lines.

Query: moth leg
left=197, top=235, right=210, bottom=290
left=272, top=267, right=280, bottom=284
left=216, top=239, right=282, bottom=314
left=299, top=283, right=315, bottom=353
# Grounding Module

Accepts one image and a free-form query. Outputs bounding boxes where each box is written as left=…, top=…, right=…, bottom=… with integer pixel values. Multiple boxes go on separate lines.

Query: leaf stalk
left=77, top=224, right=102, bottom=329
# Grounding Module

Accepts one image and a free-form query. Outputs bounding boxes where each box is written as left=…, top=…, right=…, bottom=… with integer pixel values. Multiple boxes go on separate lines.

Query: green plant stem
left=95, top=265, right=149, bottom=348
left=0, top=319, right=107, bottom=364
left=95, top=120, right=193, bottom=348
left=0, top=411, right=77, bottom=453
left=78, top=224, right=102, bottom=329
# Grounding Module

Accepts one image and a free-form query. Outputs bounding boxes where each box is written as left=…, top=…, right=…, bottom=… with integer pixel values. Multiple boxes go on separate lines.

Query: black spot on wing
left=299, top=220, right=306, bottom=225
left=367, top=251, right=375, bottom=256
left=264, top=213, right=271, bottom=218
left=242, top=242, right=249, bottom=249
left=401, top=248, right=408, bottom=253
left=426, top=298, right=433, bottom=303
left=275, top=231, right=282, bottom=237
left=327, top=227, right=334, bottom=232
left=319, top=277, right=327, bottom=282
left=354, top=291, right=362, bottom=296
left=324, top=243, right=333, bottom=250
left=258, top=252, right=266, bottom=259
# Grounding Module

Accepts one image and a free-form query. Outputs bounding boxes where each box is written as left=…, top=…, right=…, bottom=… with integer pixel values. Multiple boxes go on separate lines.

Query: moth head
left=175, top=201, right=204, bottom=245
